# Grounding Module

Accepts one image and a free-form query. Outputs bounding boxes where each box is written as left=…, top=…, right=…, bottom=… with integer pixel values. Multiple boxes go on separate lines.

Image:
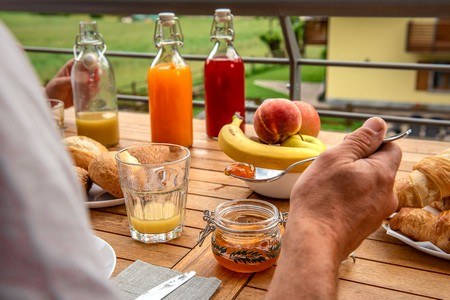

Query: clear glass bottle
left=148, top=13, right=193, bottom=148
left=71, top=20, right=120, bottom=147
left=198, top=199, right=287, bottom=273
left=204, top=8, right=245, bottom=139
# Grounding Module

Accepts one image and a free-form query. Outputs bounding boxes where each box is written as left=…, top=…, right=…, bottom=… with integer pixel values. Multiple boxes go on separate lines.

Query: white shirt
left=0, top=22, right=120, bottom=299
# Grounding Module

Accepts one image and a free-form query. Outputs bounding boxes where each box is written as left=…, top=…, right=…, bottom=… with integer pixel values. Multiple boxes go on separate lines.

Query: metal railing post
left=279, top=16, right=301, bottom=100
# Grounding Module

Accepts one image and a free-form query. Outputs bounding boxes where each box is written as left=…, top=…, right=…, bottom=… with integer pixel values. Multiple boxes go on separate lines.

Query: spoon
left=227, top=128, right=412, bottom=183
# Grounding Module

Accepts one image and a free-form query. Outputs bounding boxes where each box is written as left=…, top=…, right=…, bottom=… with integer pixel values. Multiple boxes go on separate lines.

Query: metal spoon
left=227, top=128, right=412, bottom=183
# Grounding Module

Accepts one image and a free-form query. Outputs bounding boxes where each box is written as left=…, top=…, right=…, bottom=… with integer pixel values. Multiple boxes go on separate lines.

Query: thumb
left=339, top=117, right=387, bottom=161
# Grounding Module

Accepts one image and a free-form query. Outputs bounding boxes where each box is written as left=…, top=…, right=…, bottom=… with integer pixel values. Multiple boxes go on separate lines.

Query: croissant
left=395, top=148, right=450, bottom=210
left=389, top=207, right=450, bottom=253
left=430, top=196, right=450, bottom=211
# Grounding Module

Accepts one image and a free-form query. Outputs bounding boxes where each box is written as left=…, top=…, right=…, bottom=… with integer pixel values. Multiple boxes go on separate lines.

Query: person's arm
left=270, top=219, right=341, bottom=299
left=266, top=117, right=402, bottom=299
left=0, top=23, right=120, bottom=299
left=45, top=59, right=74, bottom=107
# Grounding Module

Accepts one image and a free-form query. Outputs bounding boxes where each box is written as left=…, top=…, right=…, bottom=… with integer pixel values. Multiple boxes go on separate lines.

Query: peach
left=293, top=101, right=321, bottom=137
left=253, top=98, right=302, bottom=144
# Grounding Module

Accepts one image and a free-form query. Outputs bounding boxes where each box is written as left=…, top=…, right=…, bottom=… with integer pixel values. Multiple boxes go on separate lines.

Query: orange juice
left=130, top=202, right=181, bottom=234
left=147, top=63, right=193, bottom=148
left=76, top=111, right=119, bottom=147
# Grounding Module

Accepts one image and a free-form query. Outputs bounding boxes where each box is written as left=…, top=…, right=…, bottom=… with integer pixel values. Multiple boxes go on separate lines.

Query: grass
left=320, top=117, right=364, bottom=132
left=2, top=12, right=355, bottom=130
left=1, top=12, right=325, bottom=99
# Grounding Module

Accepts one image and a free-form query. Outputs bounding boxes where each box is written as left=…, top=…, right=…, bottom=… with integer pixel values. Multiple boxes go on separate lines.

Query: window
left=432, top=71, right=450, bottom=90
left=416, top=62, right=450, bottom=92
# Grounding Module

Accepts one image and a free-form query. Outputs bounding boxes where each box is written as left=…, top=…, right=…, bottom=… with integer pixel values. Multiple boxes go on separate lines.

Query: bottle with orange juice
left=71, top=20, right=120, bottom=147
left=148, top=13, right=193, bottom=148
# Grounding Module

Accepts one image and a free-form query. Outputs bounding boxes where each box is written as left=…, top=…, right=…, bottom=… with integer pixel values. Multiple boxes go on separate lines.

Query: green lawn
left=1, top=12, right=325, bottom=102
left=3, top=12, right=355, bottom=129
left=2, top=12, right=359, bottom=129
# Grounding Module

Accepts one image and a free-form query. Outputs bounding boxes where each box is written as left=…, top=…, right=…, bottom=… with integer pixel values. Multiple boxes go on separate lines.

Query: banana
left=218, top=115, right=326, bottom=172
left=280, top=134, right=327, bottom=152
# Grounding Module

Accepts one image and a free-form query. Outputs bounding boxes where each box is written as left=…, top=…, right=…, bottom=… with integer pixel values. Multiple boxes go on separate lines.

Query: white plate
left=86, top=184, right=124, bottom=208
left=382, top=223, right=450, bottom=260
left=92, top=235, right=117, bottom=278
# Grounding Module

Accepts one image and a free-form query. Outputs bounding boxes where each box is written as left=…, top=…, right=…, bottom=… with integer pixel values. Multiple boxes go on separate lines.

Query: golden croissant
left=395, top=148, right=450, bottom=210
left=389, top=208, right=450, bottom=253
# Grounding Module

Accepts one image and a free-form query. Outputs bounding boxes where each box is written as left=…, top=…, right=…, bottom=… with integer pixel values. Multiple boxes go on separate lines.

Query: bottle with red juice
left=204, top=8, right=245, bottom=139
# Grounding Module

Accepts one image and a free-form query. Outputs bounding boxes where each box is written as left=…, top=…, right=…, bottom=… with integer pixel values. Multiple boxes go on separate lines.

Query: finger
left=366, top=142, right=402, bottom=214
left=58, top=77, right=72, bottom=85
left=337, top=117, right=387, bottom=161
left=366, top=142, right=402, bottom=174
left=57, top=59, right=75, bottom=77
left=65, top=59, right=75, bottom=73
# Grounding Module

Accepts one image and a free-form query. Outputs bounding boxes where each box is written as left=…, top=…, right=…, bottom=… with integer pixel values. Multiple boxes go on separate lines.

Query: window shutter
left=416, top=69, right=429, bottom=90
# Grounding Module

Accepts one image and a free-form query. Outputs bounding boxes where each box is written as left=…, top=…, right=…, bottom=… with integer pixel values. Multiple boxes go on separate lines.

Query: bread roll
left=88, top=151, right=123, bottom=198
left=63, top=136, right=108, bottom=170
left=74, top=166, right=92, bottom=193
left=127, top=145, right=170, bottom=164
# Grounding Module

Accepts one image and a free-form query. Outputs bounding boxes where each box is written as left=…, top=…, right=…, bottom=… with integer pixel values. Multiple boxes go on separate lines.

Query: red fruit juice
left=204, top=57, right=245, bottom=138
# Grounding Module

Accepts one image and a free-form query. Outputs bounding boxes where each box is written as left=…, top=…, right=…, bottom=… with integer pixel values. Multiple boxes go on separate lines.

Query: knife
left=135, top=271, right=196, bottom=300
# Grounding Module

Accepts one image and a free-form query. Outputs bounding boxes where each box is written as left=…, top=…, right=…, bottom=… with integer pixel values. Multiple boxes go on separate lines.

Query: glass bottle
left=71, top=20, right=120, bottom=147
left=204, top=8, right=245, bottom=139
left=148, top=13, right=193, bottom=148
left=198, top=199, right=287, bottom=273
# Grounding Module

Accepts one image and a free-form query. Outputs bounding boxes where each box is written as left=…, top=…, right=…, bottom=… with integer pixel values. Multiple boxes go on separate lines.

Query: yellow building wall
left=326, top=17, right=450, bottom=106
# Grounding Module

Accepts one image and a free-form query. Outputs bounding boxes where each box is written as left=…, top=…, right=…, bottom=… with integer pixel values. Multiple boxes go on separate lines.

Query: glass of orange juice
left=115, top=143, right=190, bottom=243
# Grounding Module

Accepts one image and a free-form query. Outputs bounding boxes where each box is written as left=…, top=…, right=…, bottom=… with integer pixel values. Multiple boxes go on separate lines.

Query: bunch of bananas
left=218, top=115, right=327, bottom=173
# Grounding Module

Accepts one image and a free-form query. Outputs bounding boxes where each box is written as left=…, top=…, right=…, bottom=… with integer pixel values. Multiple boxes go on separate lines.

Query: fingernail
left=364, top=117, right=385, bottom=133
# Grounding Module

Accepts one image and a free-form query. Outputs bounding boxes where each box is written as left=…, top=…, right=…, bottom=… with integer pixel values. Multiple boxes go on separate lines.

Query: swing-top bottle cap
left=159, top=12, right=176, bottom=24
left=77, top=20, right=103, bottom=46
left=79, top=20, right=99, bottom=41
left=79, top=20, right=98, bottom=33
left=215, top=8, right=232, bottom=21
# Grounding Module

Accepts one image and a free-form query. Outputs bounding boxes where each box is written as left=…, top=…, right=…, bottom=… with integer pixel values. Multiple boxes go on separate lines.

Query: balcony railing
left=3, top=0, right=450, bottom=134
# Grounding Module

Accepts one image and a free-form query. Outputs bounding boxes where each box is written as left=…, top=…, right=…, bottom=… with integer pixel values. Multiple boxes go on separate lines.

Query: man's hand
left=291, top=116, right=402, bottom=260
left=267, top=117, right=402, bottom=300
left=45, top=59, right=74, bottom=107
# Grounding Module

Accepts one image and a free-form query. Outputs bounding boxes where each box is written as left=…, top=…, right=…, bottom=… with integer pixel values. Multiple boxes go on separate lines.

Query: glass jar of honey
left=198, top=199, right=288, bottom=273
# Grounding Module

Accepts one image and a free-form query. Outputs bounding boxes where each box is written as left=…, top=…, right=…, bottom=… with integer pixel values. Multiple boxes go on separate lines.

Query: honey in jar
left=199, top=199, right=287, bottom=273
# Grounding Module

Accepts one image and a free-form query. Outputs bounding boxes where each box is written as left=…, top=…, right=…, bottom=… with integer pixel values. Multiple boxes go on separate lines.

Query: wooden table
left=64, top=108, right=450, bottom=299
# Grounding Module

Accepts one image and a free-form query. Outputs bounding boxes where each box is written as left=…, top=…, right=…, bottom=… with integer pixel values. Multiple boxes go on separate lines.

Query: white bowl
left=245, top=172, right=302, bottom=199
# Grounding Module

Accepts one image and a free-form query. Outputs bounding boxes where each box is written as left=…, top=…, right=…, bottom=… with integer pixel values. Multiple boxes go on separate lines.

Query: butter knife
left=135, top=271, right=196, bottom=300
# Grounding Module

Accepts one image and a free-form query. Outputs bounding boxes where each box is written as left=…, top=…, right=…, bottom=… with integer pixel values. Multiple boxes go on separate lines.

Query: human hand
left=289, top=117, right=402, bottom=260
left=45, top=59, right=75, bottom=107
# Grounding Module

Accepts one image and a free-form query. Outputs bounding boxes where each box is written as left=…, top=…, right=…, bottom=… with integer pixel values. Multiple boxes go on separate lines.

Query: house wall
left=326, top=17, right=450, bottom=106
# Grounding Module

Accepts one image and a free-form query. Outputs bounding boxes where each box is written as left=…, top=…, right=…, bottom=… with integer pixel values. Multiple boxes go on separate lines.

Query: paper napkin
left=113, top=260, right=221, bottom=300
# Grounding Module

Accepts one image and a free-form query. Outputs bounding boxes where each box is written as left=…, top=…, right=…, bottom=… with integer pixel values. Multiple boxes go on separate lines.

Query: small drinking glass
left=116, top=143, right=191, bottom=243
left=48, top=99, right=65, bottom=137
